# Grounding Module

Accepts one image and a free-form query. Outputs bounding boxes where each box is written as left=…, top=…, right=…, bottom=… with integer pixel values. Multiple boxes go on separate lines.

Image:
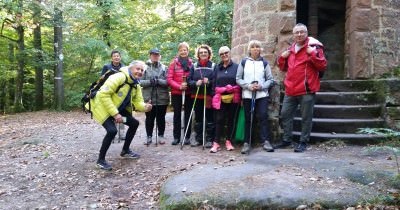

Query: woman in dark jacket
left=167, top=42, right=194, bottom=145
left=188, top=44, right=215, bottom=148
left=210, top=46, right=241, bottom=153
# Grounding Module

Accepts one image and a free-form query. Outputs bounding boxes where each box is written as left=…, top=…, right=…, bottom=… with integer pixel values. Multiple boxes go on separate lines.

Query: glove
left=150, top=78, right=157, bottom=86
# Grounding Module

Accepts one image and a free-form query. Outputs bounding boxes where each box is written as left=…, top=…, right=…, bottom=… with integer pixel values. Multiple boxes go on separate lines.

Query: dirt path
left=0, top=111, right=398, bottom=209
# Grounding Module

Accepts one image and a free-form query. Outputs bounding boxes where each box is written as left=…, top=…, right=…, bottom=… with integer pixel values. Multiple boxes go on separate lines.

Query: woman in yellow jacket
left=86, top=60, right=152, bottom=170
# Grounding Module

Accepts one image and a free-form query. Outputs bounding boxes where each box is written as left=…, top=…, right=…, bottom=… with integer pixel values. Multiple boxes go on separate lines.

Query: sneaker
left=294, top=142, right=307, bottom=153
left=209, top=142, right=221, bottom=153
left=184, top=138, right=191, bottom=145
left=225, top=140, right=235, bottom=151
left=274, top=140, right=292, bottom=149
left=96, top=159, right=112, bottom=171
left=120, top=149, right=141, bottom=159
left=157, top=136, right=166, bottom=145
left=144, top=136, right=152, bottom=145
left=241, top=143, right=250, bottom=154
left=171, top=139, right=180, bottom=145
left=263, top=141, right=274, bottom=152
left=190, top=139, right=201, bottom=147
left=205, top=141, right=213, bottom=148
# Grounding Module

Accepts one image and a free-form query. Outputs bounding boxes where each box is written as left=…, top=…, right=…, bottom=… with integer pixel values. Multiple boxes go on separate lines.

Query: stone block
left=348, top=0, right=371, bottom=8
left=348, top=8, right=371, bottom=32
left=257, top=0, right=279, bottom=13
left=280, top=0, right=295, bottom=11
left=373, top=0, right=383, bottom=6
left=268, top=14, right=294, bottom=35
left=386, top=107, right=400, bottom=119
left=349, top=32, right=371, bottom=78
left=369, top=9, right=380, bottom=31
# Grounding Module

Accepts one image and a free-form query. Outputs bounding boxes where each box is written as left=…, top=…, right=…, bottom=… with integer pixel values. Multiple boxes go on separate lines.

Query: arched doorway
left=296, top=0, right=346, bottom=79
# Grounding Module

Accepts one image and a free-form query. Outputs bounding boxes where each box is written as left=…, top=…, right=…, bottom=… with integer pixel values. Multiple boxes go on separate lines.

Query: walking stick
left=202, top=84, right=206, bottom=150
left=154, top=77, right=159, bottom=146
left=181, top=86, right=200, bottom=149
left=180, top=76, right=187, bottom=144
left=248, top=81, right=258, bottom=155
left=147, top=83, right=155, bottom=147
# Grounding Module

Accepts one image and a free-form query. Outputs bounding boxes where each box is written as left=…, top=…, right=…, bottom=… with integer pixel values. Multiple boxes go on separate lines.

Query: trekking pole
left=180, top=76, right=187, bottom=144
left=202, top=83, right=206, bottom=150
left=248, top=81, right=258, bottom=155
left=181, top=86, right=200, bottom=150
left=147, top=84, right=155, bottom=147
left=154, top=77, right=159, bottom=146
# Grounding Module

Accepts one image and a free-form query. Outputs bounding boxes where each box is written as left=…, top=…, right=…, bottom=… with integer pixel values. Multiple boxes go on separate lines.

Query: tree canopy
left=0, top=0, right=233, bottom=112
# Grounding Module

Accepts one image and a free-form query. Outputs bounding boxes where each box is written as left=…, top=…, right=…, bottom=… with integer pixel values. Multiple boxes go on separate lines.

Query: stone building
left=231, top=0, right=400, bottom=80
left=230, top=0, right=400, bottom=140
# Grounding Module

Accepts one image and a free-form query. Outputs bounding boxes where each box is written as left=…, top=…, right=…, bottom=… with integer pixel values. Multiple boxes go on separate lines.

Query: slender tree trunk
left=171, top=0, right=176, bottom=20
left=33, top=0, right=44, bottom=110
left=204, top=0, right=211, bottom=45
left=54, top=7, right=64, bottom=111
left=14, top=1, right=25, bottom=112
left=97, top=0, right=111, bottom=47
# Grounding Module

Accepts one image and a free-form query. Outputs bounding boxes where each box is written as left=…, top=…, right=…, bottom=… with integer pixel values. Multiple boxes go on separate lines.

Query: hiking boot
left=225, top=140, right=234, bottom=151
left=209, top=142, right=221, bottom=153
left=184, top=138, right=191, bottom=145
left=190, top=139, right=201, bottom=147
left=262, top=141, right=274, bottom=152
left=171, top=139, right=180, bottom=145
left=120, top=149, right=141, bottom=159
left=96, top=159, right=112, bottom=171
left=157, top=136, right=166, bottom=145
left=274, top=140, right=292, bottom=149
left=294, top=142, right=307, bottom=153
left=241, top=143, right=250, bottom=154
left=144, top=136, right=152, bottom=145
left=205, top=141, right=213, bottom=148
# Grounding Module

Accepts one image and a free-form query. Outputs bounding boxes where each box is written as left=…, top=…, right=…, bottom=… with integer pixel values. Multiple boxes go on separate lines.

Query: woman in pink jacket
left=167, top=42, right=194, bottom=145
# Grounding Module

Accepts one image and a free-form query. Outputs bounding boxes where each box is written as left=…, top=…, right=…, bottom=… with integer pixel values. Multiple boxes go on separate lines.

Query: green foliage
left=0, top=0, right=234, bottom=112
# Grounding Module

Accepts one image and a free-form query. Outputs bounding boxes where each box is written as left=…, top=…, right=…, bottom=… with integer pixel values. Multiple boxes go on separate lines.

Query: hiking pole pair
left=202, top=84, right=206, bottom=150
left=247, top=81, right=258, bottom=155
left=181, top=86, right=200, bottom=150
left=180, top=76, right=187, bottom=145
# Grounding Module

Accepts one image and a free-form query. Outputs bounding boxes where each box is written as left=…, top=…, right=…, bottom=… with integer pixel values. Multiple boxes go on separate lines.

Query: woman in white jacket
left=236, top=40, right=275, bottom=154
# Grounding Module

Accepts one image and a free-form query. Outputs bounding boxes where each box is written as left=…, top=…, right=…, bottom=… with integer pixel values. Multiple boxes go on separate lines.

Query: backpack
left=240, top=58, right=268, bottom=69
left=81, top=69, right=129, bottom=117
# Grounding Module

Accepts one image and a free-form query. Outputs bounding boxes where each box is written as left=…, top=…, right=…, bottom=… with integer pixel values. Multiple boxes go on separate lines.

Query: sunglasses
left=219, top=51, right=229, bottom=56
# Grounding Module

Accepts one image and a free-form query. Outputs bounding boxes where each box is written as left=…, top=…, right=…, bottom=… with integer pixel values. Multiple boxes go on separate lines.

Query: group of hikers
left=85, top=23, right=327, bottom=170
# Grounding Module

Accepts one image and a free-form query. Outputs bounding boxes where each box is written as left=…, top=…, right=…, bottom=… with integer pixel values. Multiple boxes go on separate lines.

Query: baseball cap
left=149, top=48, right=160, bottom=54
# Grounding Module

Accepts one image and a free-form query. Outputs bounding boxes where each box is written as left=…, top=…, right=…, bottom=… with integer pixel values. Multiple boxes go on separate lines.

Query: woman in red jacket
left=167, top=42, right=194, bottom=145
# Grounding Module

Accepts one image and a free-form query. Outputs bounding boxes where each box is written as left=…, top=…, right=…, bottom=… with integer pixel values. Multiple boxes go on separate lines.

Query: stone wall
left=345, top=0, right=400, bottom=78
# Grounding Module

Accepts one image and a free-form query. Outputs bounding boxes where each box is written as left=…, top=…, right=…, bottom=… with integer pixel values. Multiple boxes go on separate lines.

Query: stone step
left=312, top=104, right=382, bottom=118
left=293, top=117, right=385, bottom=133
left=292, top=131, right=385, bottom=144
left=320, top=80, right=379, bottom=92
left=315, top=91, right=381, bottom=105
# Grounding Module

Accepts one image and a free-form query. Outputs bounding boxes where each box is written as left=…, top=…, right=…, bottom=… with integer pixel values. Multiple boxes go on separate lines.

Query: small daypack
left=81, top=70, right=129, bottom=116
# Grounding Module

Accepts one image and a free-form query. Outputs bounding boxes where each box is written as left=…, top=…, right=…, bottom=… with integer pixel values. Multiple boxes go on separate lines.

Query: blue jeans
left=281, top=94, right=315, bottom=143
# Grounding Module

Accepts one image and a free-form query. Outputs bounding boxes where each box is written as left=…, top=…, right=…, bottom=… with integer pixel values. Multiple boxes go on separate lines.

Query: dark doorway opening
left=296, top=0, right=346, bottom=79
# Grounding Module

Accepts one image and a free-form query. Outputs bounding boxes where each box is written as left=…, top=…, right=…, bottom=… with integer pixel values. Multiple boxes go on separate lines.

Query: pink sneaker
left=225, top=140, right=235, bottom=151
left=209, top=142, right=221, bottom=153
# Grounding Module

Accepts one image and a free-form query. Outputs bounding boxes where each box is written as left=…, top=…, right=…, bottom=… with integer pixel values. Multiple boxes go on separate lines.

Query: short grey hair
left=293, top=23, right=308, bottom=32
left=218, top=46, right=230, bottom=55
left=247, top=40, right=262, bottom=56
left=128, top=60, right=146, bottom=69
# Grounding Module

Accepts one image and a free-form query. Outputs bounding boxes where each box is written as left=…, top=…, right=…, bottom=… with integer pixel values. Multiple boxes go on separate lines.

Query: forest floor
left=0, top=111, right=399, bottom=209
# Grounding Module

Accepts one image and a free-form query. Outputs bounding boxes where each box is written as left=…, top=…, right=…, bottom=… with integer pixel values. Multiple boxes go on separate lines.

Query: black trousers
left=145, top=105, right=167, bottom=137
left=214, top=103, right=239, bottom=143
left=99, top=109, right=139, bottom=161
left=171, top=94, right=193, bottom=140
left=243, top=97, right=269, bottom=144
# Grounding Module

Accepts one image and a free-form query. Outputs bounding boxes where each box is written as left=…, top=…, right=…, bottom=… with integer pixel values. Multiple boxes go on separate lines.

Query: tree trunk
left=204, top=0, right=211, bottom=45
left=14, top=0, right=25, bottom=112
left=171, top=0, right=176, bottom=20
left=97, top=0, right=111, bottom=47
left=33, top=0, right=44, bottom=110
left=54, top=7, right=64, bottom=111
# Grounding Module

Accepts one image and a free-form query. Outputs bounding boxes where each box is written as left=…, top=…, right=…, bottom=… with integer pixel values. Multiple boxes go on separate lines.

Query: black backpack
left=81, top=70, right=129, bottom=117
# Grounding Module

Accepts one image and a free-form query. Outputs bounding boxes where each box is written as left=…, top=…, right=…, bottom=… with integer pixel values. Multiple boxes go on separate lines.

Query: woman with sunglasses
left=210, top=46, right=241, bottom=153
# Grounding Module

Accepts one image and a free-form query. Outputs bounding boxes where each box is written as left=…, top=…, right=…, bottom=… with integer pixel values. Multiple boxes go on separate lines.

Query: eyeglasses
left=199, top=51, right=208, bottom=54
left=293, top=30, right=306, bottom=35
left=219, top=51, right=229, bottom=56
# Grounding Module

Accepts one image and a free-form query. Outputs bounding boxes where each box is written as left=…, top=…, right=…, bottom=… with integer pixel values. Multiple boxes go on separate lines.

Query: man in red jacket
left=274, top=23, right=327, bottom=152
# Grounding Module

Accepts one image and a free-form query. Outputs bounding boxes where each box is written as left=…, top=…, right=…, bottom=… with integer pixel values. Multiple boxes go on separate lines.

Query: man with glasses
left=86, top=61, right=153, bottom=170
left=274, top=23, right=327, bottom=152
